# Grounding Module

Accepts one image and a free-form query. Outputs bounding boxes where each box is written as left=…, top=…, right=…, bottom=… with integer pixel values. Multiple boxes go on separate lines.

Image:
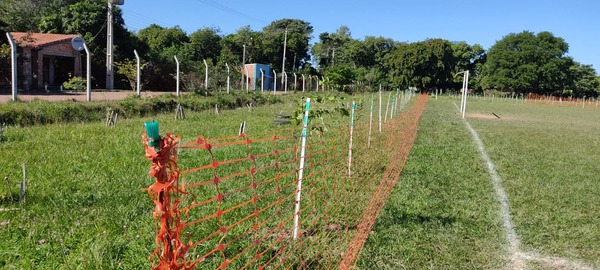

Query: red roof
left=9, top=32, right=79, bottom=48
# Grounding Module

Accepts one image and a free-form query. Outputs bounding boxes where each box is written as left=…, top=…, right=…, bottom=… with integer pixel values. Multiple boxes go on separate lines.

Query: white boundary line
left=454, top=102, right=597, bottom=270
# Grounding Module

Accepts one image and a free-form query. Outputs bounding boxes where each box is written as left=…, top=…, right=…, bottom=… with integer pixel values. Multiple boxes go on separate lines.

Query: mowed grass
left=465, top=96, right=600, bottom=267
left=0, top=96, right=306, bottom=269
left=358, top=95, right=600, bottom=269
left=0, top=91, right=408, bottom=269
left=357, top=96, right=507, bottom=269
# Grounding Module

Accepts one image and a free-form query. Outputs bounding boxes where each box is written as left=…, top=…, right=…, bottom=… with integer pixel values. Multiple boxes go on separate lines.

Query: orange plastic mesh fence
left=143, top=94, right=428, bottom=269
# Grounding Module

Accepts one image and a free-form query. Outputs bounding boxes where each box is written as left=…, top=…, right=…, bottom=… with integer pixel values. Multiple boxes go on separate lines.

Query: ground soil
left=0, top=90, right=173, bottom=103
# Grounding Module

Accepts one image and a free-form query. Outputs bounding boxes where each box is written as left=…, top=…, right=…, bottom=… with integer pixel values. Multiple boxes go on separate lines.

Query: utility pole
left=106, top=0, right=124, bottom=90
left=241, top=44, right=246, bottom=89
left=282, top=29, right=288, bottom=88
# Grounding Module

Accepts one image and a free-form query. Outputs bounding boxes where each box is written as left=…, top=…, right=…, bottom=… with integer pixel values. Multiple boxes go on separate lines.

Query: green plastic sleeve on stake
left=350, top=102, right=356, bottom=127
left=145, top=121, right=160, bottom=150
left=301, top=98, right=311, bottom=138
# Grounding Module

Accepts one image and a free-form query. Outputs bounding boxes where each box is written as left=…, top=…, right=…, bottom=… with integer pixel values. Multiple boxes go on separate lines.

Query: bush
left=0, top=92, right=283, bottom=127
left=62, top=77, right=87, bottom=91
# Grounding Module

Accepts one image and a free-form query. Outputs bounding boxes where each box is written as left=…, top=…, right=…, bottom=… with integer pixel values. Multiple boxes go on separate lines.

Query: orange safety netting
left=143, top=94, right=428, bottom=269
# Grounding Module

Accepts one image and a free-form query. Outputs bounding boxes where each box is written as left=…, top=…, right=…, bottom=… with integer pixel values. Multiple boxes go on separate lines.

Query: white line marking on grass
left=462, top=116, right=524, bottom=269
left=454, top=102, right=597, bottom=270
left=516, top=251, right=596, bottom=270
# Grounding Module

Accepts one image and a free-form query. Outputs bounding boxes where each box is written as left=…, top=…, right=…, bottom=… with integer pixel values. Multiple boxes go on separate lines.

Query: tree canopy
left=261, top=19, right=313, bottom=72
left=481, top=31, right=573, bottom=94
left=0, top=2, right=598, bottom=96
left=385, top=39, right=455, bottom=90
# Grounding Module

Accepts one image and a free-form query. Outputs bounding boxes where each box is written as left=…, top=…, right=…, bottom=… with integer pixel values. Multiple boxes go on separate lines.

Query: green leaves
left=481, top=31, right=573, bottom=94
left=292, top=95, right=350, bottom=133
left=386, top=39, right=455, bottom=90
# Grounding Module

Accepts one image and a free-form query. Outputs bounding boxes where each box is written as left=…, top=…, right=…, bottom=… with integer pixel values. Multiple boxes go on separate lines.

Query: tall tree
left=348, top=36, right=395, bottom=88
left=219, top=25, right=263, bottom=66
left=451, top=41, right=485, bottom=89
left=0, top=0, right=43, bottom=32
left=187, top=27, right=222, bottom=64
left=262, top=19, right=313, bottom=72
left=569, top=63, right=600, bottom=97
left=349, top=36, right=395, bottom=69
left=137, top=24, right=189, bottom=90
left=481, top=31, right=572, bottom=94
left=385, top=39, right=455, bottom=90
left=312, top=26, right=355, bottom=70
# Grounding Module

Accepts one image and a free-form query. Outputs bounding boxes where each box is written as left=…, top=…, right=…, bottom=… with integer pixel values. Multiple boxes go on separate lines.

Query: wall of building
left=244, top=63, right=272, bottom=91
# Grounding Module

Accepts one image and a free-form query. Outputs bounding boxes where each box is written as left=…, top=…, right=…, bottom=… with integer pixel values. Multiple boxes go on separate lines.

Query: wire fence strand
left=143, top=93, right=427, bottom=269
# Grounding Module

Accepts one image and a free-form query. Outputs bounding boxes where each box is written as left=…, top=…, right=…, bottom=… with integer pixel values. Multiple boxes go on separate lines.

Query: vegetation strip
left=340, top=94, right=428, bottom=269
left=458, top=102, right=597, bottom=270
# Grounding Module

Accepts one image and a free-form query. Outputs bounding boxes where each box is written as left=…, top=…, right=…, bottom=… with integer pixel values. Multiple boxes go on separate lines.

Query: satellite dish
left=71, top=36, right=85, bottom=52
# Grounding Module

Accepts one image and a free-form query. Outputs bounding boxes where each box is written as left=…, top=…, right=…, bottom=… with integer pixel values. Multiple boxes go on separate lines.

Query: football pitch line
left=453, top=102, right=596, bottom=270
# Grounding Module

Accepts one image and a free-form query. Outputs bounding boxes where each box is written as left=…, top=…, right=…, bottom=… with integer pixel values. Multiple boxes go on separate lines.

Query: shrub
left=62, top=77, right=87, bottom=91
left=0, top=92, right=283, bottom=127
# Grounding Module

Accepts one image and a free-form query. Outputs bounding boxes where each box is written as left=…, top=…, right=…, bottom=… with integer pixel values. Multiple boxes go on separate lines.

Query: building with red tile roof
left=9, top=32, right=84, bottom=90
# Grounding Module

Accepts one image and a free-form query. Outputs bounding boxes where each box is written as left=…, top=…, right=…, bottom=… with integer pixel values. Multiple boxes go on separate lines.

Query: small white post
left=462, top=71, right=469, bottom=119
left=384, top=91, right=391, bottom=123
left=456, top=70, right=468, bottom=117
left=459, top=73, right=465, bottom=113
left=368, top=95, right=374, bottom=148
left=293, top=98, right=311, bottom=240
left=203, top=59, right=208, bottom=90
left=20, top=163, right=26, bottom=204
left=273, top=70, right=277, bottom=92
left=294, top=73, right=297, bottom=91
left=390, top=95, right=396, bottom=119
left=245, top=68, right=250, bottom=92
left=378, top=89, right=382, bottom=132
left=84, top=42, right=92, bottom=101
left=174, top=56, right=180, bottom=96
left=134, top=49, right=141, bottom=96
left=400, top=91, right=405, bottom=109
left=6, top=33, right=17, bottom=101
left=348, top=101, right=356, bottom=176
left=394, top=89, right=400, bottom=116
left=225, top=63, right=230, bottom=94
left=260, top=68, right=264, bottom=92
left=302, top=74, right=306, bottom=92
left=316, top=76, right=319, bottom=92
left=284, top=72, right=288, bottom=92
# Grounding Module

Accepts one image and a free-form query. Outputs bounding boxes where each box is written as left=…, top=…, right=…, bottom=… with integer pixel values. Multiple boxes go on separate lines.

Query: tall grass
left=0, top=92, right=282, bottom=127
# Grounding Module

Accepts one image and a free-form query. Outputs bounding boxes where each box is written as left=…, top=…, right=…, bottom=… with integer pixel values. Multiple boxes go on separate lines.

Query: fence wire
left=143, top=93, right=428, bottom=269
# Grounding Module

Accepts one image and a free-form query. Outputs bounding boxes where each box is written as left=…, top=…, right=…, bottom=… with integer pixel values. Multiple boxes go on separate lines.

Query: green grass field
left=0, top=95, right=306, bottom=269
left=2, top=92, right=599, bottom=269
left=0, top=91, right=405, bottom=269
left=358, top=95, right=600, bottom=269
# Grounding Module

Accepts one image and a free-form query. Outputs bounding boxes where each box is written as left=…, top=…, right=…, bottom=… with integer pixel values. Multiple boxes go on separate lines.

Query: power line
left=121, top=7, right=170, bottom=30
left=193, top=0, right=267, bottom=25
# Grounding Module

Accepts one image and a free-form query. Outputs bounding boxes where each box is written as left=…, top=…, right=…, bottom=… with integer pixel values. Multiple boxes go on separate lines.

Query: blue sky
left=121, top=0, right=600, bottom=72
